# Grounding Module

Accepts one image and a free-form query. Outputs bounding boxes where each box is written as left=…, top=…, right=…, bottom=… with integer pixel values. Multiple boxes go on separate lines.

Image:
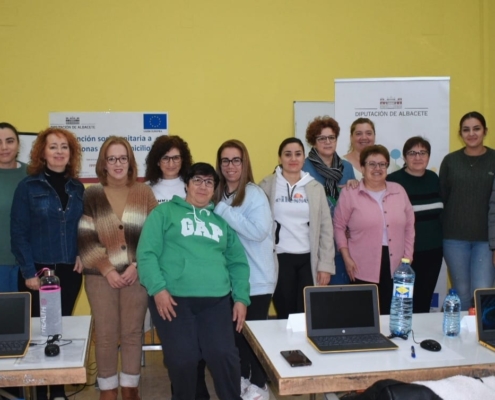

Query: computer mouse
left=45, top=343, right=60, bottom=357
left=420, top=339, right=441, bottom=352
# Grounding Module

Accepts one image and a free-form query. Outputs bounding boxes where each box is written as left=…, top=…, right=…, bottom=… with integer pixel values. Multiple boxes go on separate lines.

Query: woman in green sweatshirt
left=137, top=162, right=250, bottom=400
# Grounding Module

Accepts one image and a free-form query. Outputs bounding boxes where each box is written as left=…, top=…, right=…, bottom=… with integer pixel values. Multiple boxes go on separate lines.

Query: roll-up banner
left=335, top=77, right=450, bottom=311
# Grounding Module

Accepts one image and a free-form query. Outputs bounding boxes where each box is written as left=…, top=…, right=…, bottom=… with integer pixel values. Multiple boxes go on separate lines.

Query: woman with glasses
left=137, top=163, right=250, bottom=400
left=259, top=138, right=334, bottom=319
left=78, top=136, right=157, bottom=400
left=334, top=145, right=414, bottom=314
left=387, top=137, right=443, bottom=313
left=144, top=135, right=193, bottom=204
left=441, top=112, right=495, bottom=311
left=11, top=127, right=84, bottom=400
left=303, top=116, right=356, bottom=285
left=214, top=140, right=275, bottom=400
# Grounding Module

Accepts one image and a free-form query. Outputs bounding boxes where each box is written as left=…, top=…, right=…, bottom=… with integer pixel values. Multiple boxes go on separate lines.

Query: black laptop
left=0, top=292, right=31, bottom=358
left=474, top=288, right=495, bottom=352
left=304, top=285, right=398, bottom=353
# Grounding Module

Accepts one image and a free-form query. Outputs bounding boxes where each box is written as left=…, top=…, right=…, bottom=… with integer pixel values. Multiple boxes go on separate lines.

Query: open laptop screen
left=479, top=293, right=495, bottom=332
left=0, top=292, right=31, bottom=342
left=305, top=285, right=381, bottom=336
left=310, top=290, right=375, bottom=330
left=0, top=297, right=25, bottom=335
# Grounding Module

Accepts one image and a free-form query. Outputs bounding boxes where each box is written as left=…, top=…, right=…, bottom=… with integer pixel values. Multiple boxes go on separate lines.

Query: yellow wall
left=2, top=0, right=493, bottom=314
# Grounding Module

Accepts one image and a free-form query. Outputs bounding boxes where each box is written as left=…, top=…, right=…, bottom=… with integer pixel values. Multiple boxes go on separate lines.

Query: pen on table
left=411, top=345, right=416, bottom=358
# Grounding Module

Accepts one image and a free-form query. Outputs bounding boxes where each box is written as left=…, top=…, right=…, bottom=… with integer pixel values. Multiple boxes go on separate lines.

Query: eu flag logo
left=143, top=113, right=167, bottom=129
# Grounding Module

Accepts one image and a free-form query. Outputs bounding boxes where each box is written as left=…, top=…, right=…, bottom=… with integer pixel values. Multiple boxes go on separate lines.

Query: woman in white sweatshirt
left=259, top=137, right=335, bottom=319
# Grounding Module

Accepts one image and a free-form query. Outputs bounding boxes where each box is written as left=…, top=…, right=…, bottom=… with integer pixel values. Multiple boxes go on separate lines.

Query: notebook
left=304, top=285, right=398, bottom=353
left=0, top=292, right=31, bottom=358
left=474, top=288, right=495, bottom=352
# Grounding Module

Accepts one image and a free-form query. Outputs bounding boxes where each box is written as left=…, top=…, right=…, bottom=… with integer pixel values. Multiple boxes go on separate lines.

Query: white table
left=243, top=313, right=495, bottom=398
left=0, top=316, right=92, bottom=399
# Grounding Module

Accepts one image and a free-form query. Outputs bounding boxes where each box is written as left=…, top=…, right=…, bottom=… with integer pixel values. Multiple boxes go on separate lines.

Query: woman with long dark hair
left=259, top=137, right=334, bottom=319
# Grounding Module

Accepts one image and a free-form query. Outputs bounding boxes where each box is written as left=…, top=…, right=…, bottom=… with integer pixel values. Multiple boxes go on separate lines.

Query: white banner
left=335, top=77, right=450, bottom=311
left=49, top=112, right=168, bottom=181
left=335, top=77, right=449, bottom=173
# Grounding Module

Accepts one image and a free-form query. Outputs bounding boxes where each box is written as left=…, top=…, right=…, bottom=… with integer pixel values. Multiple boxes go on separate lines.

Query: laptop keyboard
left=0, top=340, right=28, bottom=356
left=313, top=333, right=388, bottom=347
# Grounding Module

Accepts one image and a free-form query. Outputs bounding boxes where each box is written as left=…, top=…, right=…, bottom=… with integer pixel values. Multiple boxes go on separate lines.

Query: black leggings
left=235, top=293, right=272, bottom=387
left=273, top=253, right=313, bottom=319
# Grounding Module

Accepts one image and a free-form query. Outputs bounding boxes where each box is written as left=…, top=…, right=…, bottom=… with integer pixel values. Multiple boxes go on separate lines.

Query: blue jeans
left=0, top=265, right=20, bottom=292
left=329, top=252, right=351, bottom=285
left=443, top=240, right=495, bottom=311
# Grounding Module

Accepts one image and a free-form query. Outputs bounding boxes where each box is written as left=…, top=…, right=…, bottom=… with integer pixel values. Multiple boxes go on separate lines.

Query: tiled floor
left=67, top=339, right=325, bottom=400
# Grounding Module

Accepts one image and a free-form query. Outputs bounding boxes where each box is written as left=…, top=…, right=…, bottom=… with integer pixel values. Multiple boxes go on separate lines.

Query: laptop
left=304, top=285, right=398, bottom=353
left=0, top=292, right=31, bottom=358
left=474, top=288, right=495, bottom=352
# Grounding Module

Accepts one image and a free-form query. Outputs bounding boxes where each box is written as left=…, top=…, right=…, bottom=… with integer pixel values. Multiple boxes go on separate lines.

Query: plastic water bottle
left=389, top=258, right=415, bottom=337
left=39, top=269, right=62, bottom=336
left=443, top=289, right=461, bottom=337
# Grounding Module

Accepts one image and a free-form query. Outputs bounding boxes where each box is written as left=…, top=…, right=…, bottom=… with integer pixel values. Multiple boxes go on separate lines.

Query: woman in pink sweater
left=333, top=145, right=415, bottom=314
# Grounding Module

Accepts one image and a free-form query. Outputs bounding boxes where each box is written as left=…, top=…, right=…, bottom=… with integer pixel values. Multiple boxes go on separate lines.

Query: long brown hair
left=28, top=127, right=82, bottom=177
left=214, top=140, right=254, bottom=207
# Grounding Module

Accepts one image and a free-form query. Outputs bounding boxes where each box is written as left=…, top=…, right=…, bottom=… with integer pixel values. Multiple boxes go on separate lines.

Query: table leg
left=22, top=386, right=36, bottom=400
left=309, top=394, right=316, bottom=400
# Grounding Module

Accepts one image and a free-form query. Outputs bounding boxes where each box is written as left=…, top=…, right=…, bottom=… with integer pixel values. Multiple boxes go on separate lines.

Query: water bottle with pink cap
left=39, top=268, right=62, bottom=336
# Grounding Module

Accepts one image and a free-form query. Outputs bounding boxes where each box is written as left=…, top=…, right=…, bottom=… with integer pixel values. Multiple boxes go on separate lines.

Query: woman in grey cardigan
left=259, top=137, right=334, bottom=319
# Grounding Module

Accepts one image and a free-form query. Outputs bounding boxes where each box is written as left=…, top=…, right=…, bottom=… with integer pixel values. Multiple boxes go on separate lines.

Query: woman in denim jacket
left=10, top=127, right=84, bottom=400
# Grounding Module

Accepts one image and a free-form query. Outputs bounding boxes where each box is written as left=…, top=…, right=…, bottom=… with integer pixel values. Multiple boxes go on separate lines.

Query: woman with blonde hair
left=11, top=127, right=84, bottom=400
left=78, top=136, right=157, bottom=400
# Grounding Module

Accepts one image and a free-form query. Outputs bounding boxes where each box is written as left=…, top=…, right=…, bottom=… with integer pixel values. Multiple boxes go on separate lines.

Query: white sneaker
left=241, top=377, right=251, bottom=395
left=242, top=384, right=269, bottom=400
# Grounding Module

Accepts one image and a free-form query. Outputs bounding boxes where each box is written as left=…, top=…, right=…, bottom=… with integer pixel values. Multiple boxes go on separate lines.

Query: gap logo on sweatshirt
left=181, top=218, right=223, bottom=242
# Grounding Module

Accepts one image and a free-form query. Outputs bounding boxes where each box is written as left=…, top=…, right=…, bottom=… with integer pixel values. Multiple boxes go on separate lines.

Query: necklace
left=464, top=147, right=486, bottom=167
left=467, top=154, right=483, bottom=167
left=224, top=186, right=237, bottom=198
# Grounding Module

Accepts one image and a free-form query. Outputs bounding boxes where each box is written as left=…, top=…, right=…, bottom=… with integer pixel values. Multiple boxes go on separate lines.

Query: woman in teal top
left=0, top=122, right=27, bottom=292
left=387, top=136, right=443, bottom=313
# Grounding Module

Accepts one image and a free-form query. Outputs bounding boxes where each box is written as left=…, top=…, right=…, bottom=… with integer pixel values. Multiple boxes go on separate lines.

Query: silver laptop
left=0, top=292, right=31, bottom=358
left=304, top=285, right=398, bottom=353
left=474, top=288, right=495, bottom=352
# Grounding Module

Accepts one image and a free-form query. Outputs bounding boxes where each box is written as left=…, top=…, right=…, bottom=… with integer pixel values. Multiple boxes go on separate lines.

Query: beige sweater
left=78, top=182, right=157, bottom=276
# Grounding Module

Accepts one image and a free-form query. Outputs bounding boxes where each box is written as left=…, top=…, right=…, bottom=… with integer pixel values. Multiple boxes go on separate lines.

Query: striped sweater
left=78, top=182, right=157, bottom=276
left=387, top=168, right=443, bottom=252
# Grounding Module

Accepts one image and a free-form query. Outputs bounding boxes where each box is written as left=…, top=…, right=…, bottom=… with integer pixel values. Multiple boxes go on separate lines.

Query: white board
left=18, top=132, right=37, bottom=164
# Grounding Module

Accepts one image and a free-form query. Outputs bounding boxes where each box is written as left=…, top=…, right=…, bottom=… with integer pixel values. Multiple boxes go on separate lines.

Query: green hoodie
left=137, top=195, right=251, bottom=305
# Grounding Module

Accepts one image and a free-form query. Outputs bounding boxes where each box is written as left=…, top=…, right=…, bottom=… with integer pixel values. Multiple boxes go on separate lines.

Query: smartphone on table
left=280, top=350, right=312, bottom=367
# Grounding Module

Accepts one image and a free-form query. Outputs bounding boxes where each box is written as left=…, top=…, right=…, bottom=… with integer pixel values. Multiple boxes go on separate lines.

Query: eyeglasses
left=106, top=156, right=129, bottom=164
left=406, top=150, right=429, bottom=157
left=365, top=161, right=389, bottom=170
left=316, top=135, right=337, bottom=143
left=160, top=155, right=181, bottom=164
left=191, top=176, right=215, bottom=188
left=221, top=157, right=242, bottom=167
